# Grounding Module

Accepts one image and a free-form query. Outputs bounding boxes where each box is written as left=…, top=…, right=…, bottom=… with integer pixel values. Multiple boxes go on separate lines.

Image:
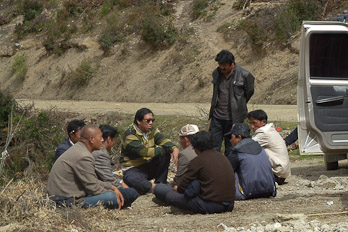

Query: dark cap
left=224, top=123, right=250, bottom=138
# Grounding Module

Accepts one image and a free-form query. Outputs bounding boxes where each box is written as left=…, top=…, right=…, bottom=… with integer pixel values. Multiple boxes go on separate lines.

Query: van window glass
left=310, top=33, right=348, bottom=79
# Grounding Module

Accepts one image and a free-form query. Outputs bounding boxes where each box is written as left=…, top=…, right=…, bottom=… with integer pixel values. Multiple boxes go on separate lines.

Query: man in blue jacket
left=226, top=123, right=276, bottom=200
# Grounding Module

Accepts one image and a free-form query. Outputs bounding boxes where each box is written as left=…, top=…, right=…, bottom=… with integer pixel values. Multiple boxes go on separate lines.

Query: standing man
left=209, top=50, right=255, bottom=155
left=55, top=119, right=86, bottom=161
left=47, top=125, right=124, bottom=210
left=92, top=125, right=139, bottom=208
left=120, top=108, right=179, bottom=195
left=247, top=109, right=291, bottom=185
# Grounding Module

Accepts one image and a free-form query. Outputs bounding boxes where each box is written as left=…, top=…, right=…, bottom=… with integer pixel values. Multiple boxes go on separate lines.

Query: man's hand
left=111, top=186, right=124, bottom=210
left=121, top=181, right=129, bottom=189
left=170, top=147, right=180, bottom=166
left=172, top=185, right=178, bottom=192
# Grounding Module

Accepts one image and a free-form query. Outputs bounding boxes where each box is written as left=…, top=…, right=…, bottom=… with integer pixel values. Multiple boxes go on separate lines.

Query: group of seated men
left=47, top=107, right=291, bottom=214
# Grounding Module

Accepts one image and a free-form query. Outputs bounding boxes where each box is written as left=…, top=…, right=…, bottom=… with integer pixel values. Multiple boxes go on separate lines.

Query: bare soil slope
left=0, top=0, right=300, bottom=104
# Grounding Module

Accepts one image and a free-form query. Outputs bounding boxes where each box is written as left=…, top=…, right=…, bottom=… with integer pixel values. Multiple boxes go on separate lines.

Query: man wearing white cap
left=153, top=124, right=199, bottom=201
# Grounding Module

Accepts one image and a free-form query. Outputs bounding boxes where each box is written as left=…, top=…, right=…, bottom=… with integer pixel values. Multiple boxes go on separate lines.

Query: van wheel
left=325, top=161, right=338, bottom=170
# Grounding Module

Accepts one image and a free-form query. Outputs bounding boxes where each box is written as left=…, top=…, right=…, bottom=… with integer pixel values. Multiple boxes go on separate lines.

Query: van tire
left=325, top=161, right=338, bottom=170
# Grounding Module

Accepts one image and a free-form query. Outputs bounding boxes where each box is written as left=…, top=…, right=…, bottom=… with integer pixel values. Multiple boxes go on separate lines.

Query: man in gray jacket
left=92, top=125, right=138, bottom=207
left=209, top=50, right=255, bottom=156
left=47, top=125, right=124, bottom=209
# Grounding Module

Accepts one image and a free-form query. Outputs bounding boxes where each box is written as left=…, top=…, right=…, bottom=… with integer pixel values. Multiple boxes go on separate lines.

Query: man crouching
left=165, top=131, right=235, bottom=214
left=47, top=125, right=124, bottom=210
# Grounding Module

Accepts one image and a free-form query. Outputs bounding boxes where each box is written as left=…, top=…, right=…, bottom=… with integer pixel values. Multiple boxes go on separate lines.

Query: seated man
left=165, top=131, right=235, bottom=214
left=47, top=125, right=124, bottom=210
left=154, top=124, right=199, bottom=201
left=247, top=110, right=291, bottom=185
left=92, top=124, right=139, bottom=207
left=54, top=119, right=85, bottom=161
left=226, top=123, right=276, bottom=200
left=120, top=108, right=179, bottom=195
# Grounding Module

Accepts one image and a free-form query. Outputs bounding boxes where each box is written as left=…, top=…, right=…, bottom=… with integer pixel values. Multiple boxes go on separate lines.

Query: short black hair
left=247, top=110, right=268, bottom=122
left=190, top=131, right=213, bottom=152
left=134, top=108, right=154, bottom=125
left=99, top=124, right=118, bottom=140
left=67, top=120, right=85, bottom=136
left=215, top=50, right=235, bottom=65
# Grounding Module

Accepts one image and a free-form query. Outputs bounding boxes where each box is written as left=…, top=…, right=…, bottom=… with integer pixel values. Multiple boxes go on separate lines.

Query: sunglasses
left=143, top=118, right=155, bottom=123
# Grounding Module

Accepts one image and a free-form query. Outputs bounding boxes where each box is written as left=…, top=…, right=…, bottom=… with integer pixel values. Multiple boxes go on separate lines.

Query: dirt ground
left=114, top=158, right=348, bottom=231
left=10, top=99, right=348, bottom=231
left=16, top=99, right=298, bottom=122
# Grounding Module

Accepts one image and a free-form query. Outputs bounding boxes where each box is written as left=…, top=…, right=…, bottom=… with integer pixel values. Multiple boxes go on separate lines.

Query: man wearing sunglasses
left=120, top=108, right=179, bottom=194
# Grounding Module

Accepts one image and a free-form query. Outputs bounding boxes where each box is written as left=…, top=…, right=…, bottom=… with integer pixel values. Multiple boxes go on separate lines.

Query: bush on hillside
left=0, top=91, right=16, bottom=128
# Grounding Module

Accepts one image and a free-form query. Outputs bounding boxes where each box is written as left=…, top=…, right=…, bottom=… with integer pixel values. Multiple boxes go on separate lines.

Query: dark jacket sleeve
left=244, top=73, right=255, bottom=103
left=177, top=159, right=200, bottom=193
left=55, top=139, right=71, bottom=161
left=227, top=151, right=240, bottom=172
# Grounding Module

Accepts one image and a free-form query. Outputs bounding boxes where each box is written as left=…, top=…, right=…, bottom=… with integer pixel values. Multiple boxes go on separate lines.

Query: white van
left=297, top=20, right=348, bottom=170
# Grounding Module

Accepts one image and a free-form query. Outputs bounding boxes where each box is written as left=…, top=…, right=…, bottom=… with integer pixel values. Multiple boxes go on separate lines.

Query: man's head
left=67, top=120, right=86, bottom=144
left=225, top=123, right=251, bottom=147
left=99, top=124, right=118, bottom=151
left=179, top=124, right=199, bottom=149
left=247, top=110, right=268, bottom=132
left=134, top=108, right=155, bottom=133
left=215, top=50, right=235, bottom=77
left=190, top=131, right=213, bottom=155
left=80, top=125, right=104, bottom=152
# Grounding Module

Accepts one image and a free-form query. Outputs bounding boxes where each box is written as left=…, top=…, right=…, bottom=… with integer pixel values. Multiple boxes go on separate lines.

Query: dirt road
left=16, top=99, right=298, bottom=122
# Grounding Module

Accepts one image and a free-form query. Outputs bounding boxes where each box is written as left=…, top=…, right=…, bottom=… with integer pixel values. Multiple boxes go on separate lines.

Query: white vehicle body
left=297, top=21, right=348, bottom=170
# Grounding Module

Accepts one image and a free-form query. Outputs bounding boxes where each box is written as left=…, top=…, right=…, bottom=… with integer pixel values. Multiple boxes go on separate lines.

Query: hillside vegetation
left=0, top=0, right=347, bottom=104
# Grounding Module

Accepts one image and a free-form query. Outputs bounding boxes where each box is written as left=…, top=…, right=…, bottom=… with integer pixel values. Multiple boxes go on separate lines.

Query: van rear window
left=310, top=33, right=348, bottom=79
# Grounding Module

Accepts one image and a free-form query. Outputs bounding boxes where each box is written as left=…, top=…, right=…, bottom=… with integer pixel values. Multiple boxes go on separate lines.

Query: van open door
left=297, top=21, right=348, bottom=170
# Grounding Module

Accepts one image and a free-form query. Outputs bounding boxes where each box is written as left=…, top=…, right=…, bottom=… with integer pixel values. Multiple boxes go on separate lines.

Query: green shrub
left=99, top=12, right=124, bottom=51
left=0, top=91, right=16, bottom=127
left=17, top=0, right=43, bottom=22
left=11, top=54, right=27, bottom=81
left=239, top=18, right=265, bottom=49
left=191, top=0, right=209, bottom=20
left=68, top=60, right=97, bottom=87
left=141, top=14, right=177, bottom=49
left=275, top=0, right=321, bottom=42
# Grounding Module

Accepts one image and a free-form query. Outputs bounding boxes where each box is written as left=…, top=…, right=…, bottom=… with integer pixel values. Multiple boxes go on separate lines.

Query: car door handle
left=315, top=96, right=344, bottom=105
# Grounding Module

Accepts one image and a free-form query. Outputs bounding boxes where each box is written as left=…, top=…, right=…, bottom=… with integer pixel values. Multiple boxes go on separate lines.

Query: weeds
left=99, top=11, right=124, bottom=52
left=141, top=14, right=177, bottom=49
left=68, top=60, right=97, bottom=87
left=11, top=54, right=27, bottom=81
left=275, top=0, right=322, bottom=42
left=0, top=91, right=16, bottom=127
left=191, top=0, right=209, bottom=20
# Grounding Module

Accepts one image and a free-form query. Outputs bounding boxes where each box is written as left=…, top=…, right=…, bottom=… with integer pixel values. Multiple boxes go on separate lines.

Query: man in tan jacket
left=247, top=110, right=291, bottom=185
left=47, top=125, right=124, bottom=209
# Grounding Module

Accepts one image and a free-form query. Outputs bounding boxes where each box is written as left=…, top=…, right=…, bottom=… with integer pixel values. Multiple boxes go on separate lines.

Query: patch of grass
left=140, top=14, right=177, bottom=49
left=0, top=91, right=17, bottom=127
left=99, top=11, right=124, bottom=52
left=275, top=0, right=321, bottom=43
left=238, top=18, right=265, bottom=53
left=232, top=0, right=246, bottom=10
left=191, top=0, right=209, bottom=20
left=68, top=60, right=97, bottom=87
left=11, top=54, right=27, bottom=81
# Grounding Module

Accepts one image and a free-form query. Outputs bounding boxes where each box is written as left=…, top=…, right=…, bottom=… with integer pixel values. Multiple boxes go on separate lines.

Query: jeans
left=123, top=154, right=171, bottom=194
left=82, top=187, right=139, bottom=209
left=165, top=191, right=234, bottom=214
left=154, top=183, right=174, bottom=201
left=210, top=117, right=233, bottom=156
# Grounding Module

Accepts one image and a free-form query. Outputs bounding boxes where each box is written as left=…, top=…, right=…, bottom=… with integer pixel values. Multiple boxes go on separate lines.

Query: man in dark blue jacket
left=54, top=119, right=86, bottom=162
left=226, top=123, right=276, bottom=200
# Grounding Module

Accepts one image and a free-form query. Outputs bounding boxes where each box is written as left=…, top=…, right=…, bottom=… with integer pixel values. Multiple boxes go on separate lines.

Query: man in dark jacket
left=226, top=123, right=276, bottom=200
left=54, top=119, right=86, bottom=161
left=165, top=131, right=235, bottom=214
left=209, top=50, right=255, bottom=155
